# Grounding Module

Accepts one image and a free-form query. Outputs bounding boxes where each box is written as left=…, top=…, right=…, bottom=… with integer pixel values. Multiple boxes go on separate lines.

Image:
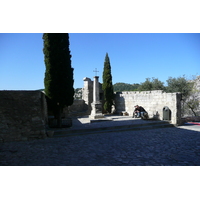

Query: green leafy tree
left=166, top=76, right=193, bottom=99
left=74, top=88, right=82, bottom=99
left=138, top=78, right=153, bottom=91
left=43, top=33, right=74, bottom=127
left=166, top=75, right=195, bottom=116
left=186, top=92, right=200, bottom=116
left=102, top=53, right=114, bottom=113
left=113, top=82, right=140, bottom=92
left=138, top=78, right=165, bottom=91
left=151, top=78, right=165, bottom=90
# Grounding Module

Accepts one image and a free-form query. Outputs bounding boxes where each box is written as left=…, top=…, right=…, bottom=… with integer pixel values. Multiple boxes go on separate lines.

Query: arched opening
left=163, top=106, right=171, bottom=121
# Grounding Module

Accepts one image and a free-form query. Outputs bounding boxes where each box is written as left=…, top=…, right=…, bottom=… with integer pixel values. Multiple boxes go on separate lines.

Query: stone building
left=79, top=78, right=182, bottom=124
left=67, top=77, right=104, bottom=117
left=0, top=77, right=183, bottom=142
left=114, top=90, right=182, bottom=124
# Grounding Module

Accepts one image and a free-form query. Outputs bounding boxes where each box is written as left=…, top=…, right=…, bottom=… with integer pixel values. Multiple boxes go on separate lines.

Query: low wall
left=114, top=90, right=182, bottom=124
left=0, top=91, right=48, bottom=142
left=181, top=116, right=200, bottom=124
left=65, top=99, right=89, bottom=117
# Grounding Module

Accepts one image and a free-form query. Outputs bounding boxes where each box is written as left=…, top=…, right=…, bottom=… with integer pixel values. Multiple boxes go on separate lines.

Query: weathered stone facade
left=82, top=77, right=93, bottom=109
left=82, top=77, right=103, bottom=115
left=114, top=90, right=182, bottom=124
left=0, top=91, right=48, bottom=142
left=81, top=78, right=182, bottom=124
left=0, top=80, right=183, bottom=143
left=66, top=99, right=89, bottom=116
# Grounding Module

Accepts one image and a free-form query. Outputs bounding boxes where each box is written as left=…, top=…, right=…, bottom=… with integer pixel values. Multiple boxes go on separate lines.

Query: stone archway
left=163, top=106, right=171, bottom=121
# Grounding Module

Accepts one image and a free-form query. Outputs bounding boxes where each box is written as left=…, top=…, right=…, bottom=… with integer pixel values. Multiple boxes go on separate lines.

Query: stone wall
left=65, top=99, right=89, bottom=116
left=0, top=91, right=48, bottom=142
left=114, top=90, right=182, bottom=125
left=80, top=78, right=182, bottom=124
left=82, top=77, right=93, bottom=113
left=82, top=77, right=104, bottom=114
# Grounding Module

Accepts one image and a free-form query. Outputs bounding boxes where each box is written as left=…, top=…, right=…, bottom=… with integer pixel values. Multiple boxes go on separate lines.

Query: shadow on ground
left=0, top=116, right=200, bottom=166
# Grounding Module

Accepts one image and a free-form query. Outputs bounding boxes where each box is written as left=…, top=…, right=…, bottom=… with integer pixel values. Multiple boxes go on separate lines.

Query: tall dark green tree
left=43, top=33, right=74, bottom=126
left=102, top=53, right=114, bottom=113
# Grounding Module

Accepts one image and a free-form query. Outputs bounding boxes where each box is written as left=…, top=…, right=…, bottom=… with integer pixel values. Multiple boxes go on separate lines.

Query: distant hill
left=113, top=82, right=140, bottom=92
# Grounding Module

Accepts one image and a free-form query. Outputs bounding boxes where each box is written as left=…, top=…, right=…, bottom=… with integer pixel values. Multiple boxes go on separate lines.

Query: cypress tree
left=43, top=33, right=74, bottom=126
left=102, top=53, right=114, bottom=113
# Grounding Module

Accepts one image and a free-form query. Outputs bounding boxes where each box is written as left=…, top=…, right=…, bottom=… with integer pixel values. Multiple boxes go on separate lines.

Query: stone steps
left=52, top=121, right=175, bottom=138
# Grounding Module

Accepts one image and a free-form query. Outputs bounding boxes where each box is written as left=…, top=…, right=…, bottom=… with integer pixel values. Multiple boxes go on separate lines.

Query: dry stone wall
left=0, top=91, right=48, bottom=142
left=114, top=90, right=182, bottom=124
left=65, top=99, right=89, bottom=117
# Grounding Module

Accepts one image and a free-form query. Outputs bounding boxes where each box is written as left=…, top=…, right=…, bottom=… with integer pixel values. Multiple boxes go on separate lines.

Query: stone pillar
left=90, top=76, right=104, bottom=119
left=93, top=76, right=100, bottom=103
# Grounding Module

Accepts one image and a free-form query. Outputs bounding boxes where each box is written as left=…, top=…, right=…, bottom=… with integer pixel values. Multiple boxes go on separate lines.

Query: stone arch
left=163, top=106, right=171, bottom=121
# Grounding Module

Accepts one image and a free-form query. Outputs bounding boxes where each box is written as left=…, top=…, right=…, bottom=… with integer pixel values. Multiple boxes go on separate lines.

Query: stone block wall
left=82, top=77, right=104, bottom=115
left=64, top=99, right=89, bottom=117
left=0, top=91, right=48, bottom=142
left=80, top=78, right=182, bottom=124
left=82, top=78, right=93, bottom=106
left=114, top=90, right=182, bottom=124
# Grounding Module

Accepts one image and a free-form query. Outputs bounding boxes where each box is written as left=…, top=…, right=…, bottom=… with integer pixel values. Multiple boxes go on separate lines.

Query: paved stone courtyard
left=1, top=123, right=200, bottom=166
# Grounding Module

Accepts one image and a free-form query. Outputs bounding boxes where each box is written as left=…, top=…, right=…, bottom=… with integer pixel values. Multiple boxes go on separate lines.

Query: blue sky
left=1, top=1, right=200, bottom=197
left=0, top=33, right=199, bottom=90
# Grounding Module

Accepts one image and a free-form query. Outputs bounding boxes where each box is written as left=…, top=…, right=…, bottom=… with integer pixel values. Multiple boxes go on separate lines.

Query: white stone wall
left=81, top=77, right=182, bottom=124
left=82, top=77, right=93, bottom=105
left=114, top=90, right=182, bottom=124
left=82, top=77, right=104, bottom=114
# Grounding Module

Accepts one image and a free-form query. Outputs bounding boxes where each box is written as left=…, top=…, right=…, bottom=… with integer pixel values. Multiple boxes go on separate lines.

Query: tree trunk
left=190, top=108, right=197, bottom=116
left=187, top=103, right=197, bottom=116
left=57, top=105, right=62, bottom=128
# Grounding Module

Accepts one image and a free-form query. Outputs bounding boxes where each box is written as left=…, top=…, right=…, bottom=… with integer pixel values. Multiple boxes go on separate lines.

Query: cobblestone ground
left=1, top=127, right=200, bottom=166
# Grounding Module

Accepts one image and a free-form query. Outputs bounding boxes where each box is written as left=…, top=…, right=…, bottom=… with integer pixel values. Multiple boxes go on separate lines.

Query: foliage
left=186, top=97, right=199, bottom=116
left=165, top=76, right=193, bottom=99
left=112, top=75, right=199, bottom=116
left=113, top=82, right=140, bottom=92
left=138, top=78, right=165, bottom=91
left=102, top=53, right=114, bottom=113
left=182, top=76, right=200, bottom=116
left=165, top=75, right=199, bottom=116
left=74, top=88, right=82, bottom=99
left=43, top=33, right=74, bottom=125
